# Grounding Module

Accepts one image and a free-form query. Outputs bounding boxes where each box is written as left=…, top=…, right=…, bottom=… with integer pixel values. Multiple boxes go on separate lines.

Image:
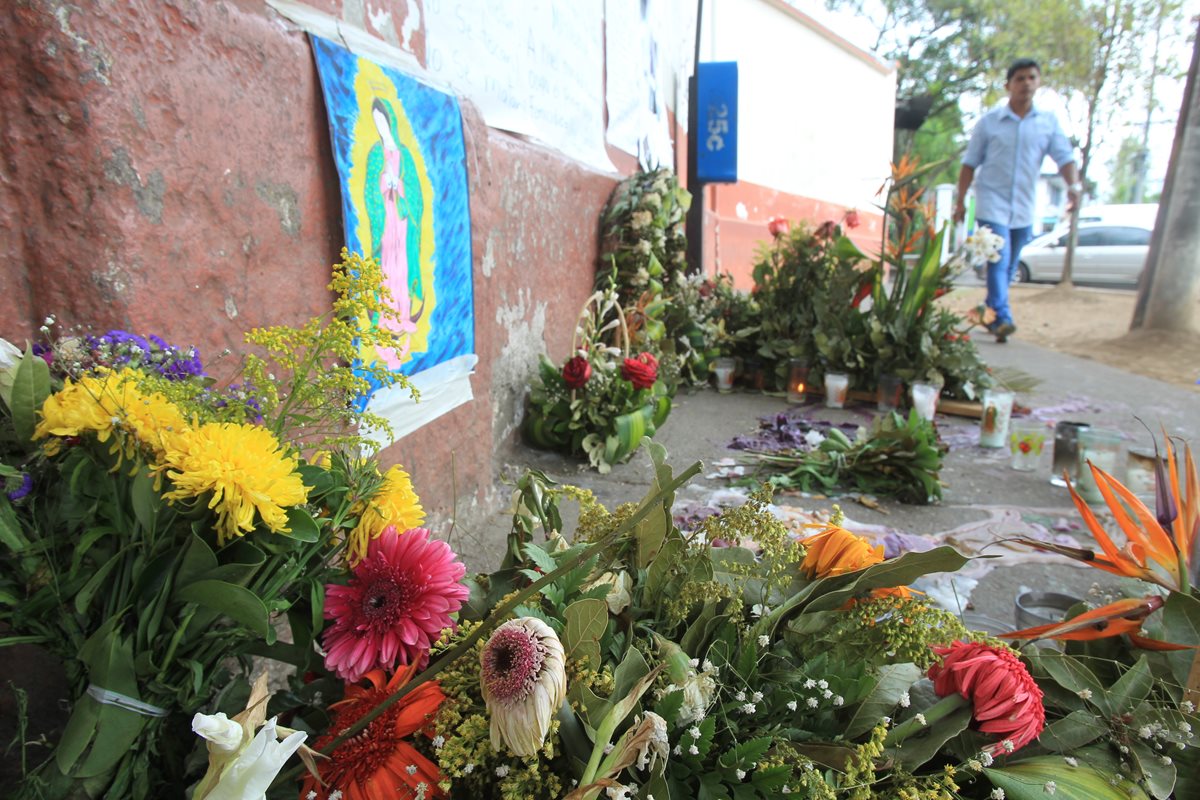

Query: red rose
left=621, top=352, right=658, bottom=390
left=844, top=209, right=861, bottom=229
left=767, top=216, right=791, bottom=239
left=562, top=355, right=592, bottom=389
left=928, top=641, right=1045, bottom=757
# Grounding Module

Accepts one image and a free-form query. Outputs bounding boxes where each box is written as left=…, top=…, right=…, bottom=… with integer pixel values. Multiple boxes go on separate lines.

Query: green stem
left=269, top=459, right=703, bottom=790
left=883, top=693, right=969, bottom=748
left=580, top=714, right=619, bottom=786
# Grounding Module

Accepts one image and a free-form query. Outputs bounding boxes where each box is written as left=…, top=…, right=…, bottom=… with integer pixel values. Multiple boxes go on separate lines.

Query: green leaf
left=9, top=344, right=51, bottom=443
left=564, top=598, right=608, bottom=662
left=176, top=579, right=271, bottom=637
left=1040, top=654, right=1112, bottom=718
left=1108, top=656, right=1154, bottom=715
left=1129, top=739, right=1176, bottom=799
left=522, top=541, right=559, bottom=574
left=75, top=549, right=130, bottom=615
left=1160, top=592, right=1200, bottom=687
left=892, top=705, right=972, bottom=769
left=129, top=468, right=161, bottom=533
left=1037, top=710, right=1107, bottom=752
left=284, top=506, right=321, bottom=543
left=985, top=757, right=1150, bottom=800
left=845, top=662, right=923, bottom=738
left=611, top=645, right=650, bottom=700
left=805, top=546, right=970, bottom=613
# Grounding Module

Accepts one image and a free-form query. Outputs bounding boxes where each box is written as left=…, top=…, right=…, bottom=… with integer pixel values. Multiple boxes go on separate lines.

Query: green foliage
left=751, top=221, right=871, bottom=389
left=742, top=411, right=946, bottom=504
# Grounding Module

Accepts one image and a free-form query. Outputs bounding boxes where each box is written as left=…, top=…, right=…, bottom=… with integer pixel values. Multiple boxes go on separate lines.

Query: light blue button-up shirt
left=963, top=104, right=1075, bottom=228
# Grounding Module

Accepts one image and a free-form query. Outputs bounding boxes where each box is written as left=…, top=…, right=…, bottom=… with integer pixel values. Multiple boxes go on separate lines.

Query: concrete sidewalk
left=467, top=336, right=1197, bottom=632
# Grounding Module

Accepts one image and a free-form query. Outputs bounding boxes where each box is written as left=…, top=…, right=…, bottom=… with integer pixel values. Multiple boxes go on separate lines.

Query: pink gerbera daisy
left=322, top=526, right=469, bottom=682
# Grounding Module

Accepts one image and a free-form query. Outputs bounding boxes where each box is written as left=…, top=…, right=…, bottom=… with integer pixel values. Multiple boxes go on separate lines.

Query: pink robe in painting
left=378, top=143, right=417, bottom=369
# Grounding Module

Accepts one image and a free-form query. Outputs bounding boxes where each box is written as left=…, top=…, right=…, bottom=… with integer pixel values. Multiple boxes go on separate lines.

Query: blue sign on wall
left=696, top=62, right=738, bottom=183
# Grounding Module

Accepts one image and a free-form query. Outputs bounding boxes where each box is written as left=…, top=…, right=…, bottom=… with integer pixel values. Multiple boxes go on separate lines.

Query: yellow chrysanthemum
left=347, top=464, right=425, bottom=563
left=34, top=368, right=189, bottom=462
left=799, top=524, right=884, bottom=578
left=160, top=422, right=309, bottom=545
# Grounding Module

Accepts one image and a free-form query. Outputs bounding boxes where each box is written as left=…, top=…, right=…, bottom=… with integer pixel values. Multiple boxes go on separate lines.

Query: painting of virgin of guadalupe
left=311, top=35, right=476, bottom=441
left=366, top=97, right=424, bottom=366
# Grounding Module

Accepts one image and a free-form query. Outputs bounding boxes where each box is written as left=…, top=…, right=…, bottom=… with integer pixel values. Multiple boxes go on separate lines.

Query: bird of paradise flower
left=1001, top=435, right=1198, bottom=650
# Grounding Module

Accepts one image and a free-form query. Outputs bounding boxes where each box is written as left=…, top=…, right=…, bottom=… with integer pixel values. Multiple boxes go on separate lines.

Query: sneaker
left=993, top=322, right=1016, bottom=343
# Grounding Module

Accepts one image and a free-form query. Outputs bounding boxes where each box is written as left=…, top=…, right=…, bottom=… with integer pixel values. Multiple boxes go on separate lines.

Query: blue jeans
left=978, top=219, right=1033, bottom=327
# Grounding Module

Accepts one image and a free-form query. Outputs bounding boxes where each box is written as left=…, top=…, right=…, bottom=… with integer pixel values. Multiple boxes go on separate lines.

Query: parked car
left=1017, top=222, right=1152, bottom=285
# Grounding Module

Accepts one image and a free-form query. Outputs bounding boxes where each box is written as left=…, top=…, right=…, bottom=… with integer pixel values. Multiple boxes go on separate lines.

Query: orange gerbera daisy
left=799, top=524, right=884, bottom=578
left=299, top=662, right=445, bottom=800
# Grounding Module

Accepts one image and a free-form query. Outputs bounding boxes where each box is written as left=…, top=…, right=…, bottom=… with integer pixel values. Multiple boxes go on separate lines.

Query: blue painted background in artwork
left=311, top=35, right=474, bottom=392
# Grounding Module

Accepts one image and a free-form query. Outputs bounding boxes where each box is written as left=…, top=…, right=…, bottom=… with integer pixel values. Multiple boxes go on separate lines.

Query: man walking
left=953, top=59, right=1080, bottom=342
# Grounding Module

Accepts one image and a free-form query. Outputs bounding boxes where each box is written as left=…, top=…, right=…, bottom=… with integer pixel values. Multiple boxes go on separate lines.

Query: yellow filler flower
left=161, top=422, right=309, bottom=545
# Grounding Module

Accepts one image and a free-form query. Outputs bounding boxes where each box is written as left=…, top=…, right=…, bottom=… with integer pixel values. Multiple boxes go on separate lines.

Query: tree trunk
left=1132, top=19, right=1200, bottom=332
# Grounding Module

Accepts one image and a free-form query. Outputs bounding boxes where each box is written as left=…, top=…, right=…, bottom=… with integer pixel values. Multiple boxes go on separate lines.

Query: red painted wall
left=707, top=181, right=884, bottom=288
left=0, top=1, right=620, bottom=566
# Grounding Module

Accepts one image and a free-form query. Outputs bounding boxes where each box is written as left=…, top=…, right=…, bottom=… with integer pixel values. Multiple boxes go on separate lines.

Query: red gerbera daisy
left=299, top=662, right=445, bottom=800
left=323, top=527, right=469, bottom=682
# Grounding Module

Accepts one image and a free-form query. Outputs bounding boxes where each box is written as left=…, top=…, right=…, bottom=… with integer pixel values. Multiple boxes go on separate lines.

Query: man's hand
left=953, top=199, right=967, bottom=224
left=1065, top=185, right=1082, bottom=214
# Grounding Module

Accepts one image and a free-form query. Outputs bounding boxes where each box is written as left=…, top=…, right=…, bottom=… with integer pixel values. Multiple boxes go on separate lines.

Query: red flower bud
left=562, top=355, right=592, bottom=389
left=621, top=352, right=659, bottom=390
left=844, top=209, right=861, bottom=229
left=767, top=216, right=791, bottom=239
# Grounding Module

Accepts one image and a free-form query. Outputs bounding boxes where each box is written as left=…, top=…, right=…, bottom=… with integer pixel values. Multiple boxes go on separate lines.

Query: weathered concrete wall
left=0, top=0, right=618, bottom=568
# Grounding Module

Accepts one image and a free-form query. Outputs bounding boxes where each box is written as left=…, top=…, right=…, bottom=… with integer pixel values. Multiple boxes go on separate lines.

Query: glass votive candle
left=979, top=388, right=1014, bottom=448
left=876, top=373, right=902, bottom=411
left=1050, top=421, right=1090, bottom=487
left=824, top=372, right=850, bottom=408
left=1009, top=420, right=1047, bottom=471
left=713, top=357, right=736, bottom=393
left=910, top=382, right=939, bottom=421
left=1075, top=428, right=1124, bottom=503
left=787, top=359, right=809, bottom=404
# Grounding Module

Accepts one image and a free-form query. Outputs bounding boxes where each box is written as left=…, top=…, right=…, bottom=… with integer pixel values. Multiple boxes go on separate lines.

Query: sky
left=788, top=0, right=1198, bottom=201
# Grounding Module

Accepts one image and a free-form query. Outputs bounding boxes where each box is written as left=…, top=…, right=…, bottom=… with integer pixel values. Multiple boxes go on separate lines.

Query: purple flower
left=87, top=330, right=204, bottom=380
left=7, top=473, right=33, bottom=502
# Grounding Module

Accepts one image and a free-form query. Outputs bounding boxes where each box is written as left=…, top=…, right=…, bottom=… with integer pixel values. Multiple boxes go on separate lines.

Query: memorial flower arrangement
left=0, top=252, right=427, bottom=798
left=524, top=282, right=671, bottom=473
left=747, top=157, right=1004, bottom=401
left=596, top=168, right=718, bottom=388
left=322, top=444, right=1194, bottom=800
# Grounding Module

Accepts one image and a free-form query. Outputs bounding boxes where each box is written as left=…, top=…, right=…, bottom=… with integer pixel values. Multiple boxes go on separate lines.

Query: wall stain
left=103, top=147, right=165, bottom=224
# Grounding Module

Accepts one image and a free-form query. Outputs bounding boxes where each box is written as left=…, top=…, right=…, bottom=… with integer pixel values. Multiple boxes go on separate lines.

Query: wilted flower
left=815, top=220, right=838, bottom=239
left=635, top=711, right=669, bottom=771
left=588, top=570, right=633, bottom=615
left=480, top=617, right=567, bottom=757
left=630, top=210, right=654, bottom=230
left=928, top=641, right=1045, bottom=756
left=322, top=527, right=468, bottom=682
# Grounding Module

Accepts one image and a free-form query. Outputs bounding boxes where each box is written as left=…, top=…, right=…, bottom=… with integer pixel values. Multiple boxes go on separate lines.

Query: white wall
left=702, top=0, right=896, bottom=208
